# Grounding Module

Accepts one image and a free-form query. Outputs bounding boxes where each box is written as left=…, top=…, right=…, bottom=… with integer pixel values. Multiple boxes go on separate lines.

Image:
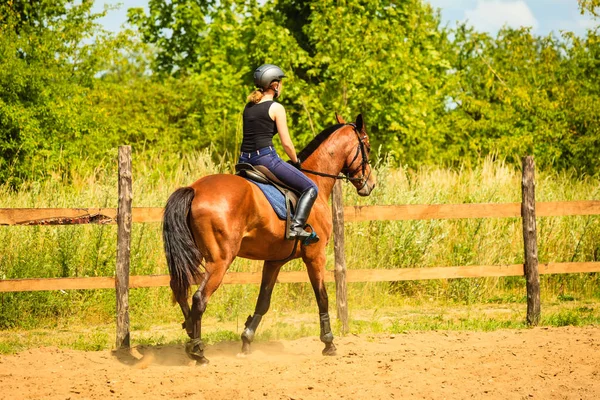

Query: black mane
left=298, top=123, right=345, bottom=161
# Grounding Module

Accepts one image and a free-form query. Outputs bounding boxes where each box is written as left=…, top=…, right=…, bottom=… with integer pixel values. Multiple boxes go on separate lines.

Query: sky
left=92, top=0, right=596, bottom=37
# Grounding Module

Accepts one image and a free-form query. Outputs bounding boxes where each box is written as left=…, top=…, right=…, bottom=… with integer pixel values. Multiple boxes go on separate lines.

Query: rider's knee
left=305, top=185, right=318, bottom=198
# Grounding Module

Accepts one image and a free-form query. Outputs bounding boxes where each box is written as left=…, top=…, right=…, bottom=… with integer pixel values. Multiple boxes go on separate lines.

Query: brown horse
left=162, top=113, right=376, bottom=364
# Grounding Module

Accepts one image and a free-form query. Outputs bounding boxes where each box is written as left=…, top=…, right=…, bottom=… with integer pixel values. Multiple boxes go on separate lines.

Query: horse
left=162, top=113, right=376, bottom=364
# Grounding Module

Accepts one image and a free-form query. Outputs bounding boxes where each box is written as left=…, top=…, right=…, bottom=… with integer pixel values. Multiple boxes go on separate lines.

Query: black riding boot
left=288, top=187, right=320, bottom=245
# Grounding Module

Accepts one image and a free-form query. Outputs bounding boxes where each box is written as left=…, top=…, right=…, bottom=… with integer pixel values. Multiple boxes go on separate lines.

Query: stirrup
left=303, top=224, right=319, bottom=245
left=303, top=231, right=318, bottom=245
left=288, top=223, right=319, bottom=245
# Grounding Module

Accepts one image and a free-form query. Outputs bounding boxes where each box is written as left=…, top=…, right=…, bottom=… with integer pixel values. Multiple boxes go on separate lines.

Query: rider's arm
left=270, top=103, right=299, bottom=163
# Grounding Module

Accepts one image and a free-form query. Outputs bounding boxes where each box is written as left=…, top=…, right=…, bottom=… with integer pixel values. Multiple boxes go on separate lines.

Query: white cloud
left=428, top=0, right=475, bottom=7
left=464, top=0, right=539, bottom=34
left=577, top=16, right=597, bottom=30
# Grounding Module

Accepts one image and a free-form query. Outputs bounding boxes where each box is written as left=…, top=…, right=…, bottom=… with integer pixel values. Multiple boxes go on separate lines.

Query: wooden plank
left=521, top=156, right=541, bottom=326
left=342, top=201, right=600, bottom=222
left=0, top=208, right=117, bottom=225
left=342, top=203, right=521, bottom=221
left=130, top=201, right=600, bottom=222
left=0, top=277, right=117, bottom=292
left=345, top=262, right=600, bottom=281
left=2, top=262, right=599, bottom=292
left=0, top=207, right=162, bottom=225
left=332, top=181, right=349, bottom=333
left=129, top=275, right=170, bottom=288
left=537, top=201, right=600, bottom=217
left=538, top=262, right=600, bottom=274
left=345, top=265, right=525, bottom=281
left=132, top=207, right=163, bottom=223
left=116, top=146, right=132, bottom=349
left=2, top=201, right=599, bottom=226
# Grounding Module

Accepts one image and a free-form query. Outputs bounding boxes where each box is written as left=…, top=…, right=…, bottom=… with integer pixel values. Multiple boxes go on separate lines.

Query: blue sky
left=92, top=0, right=596, bottom=37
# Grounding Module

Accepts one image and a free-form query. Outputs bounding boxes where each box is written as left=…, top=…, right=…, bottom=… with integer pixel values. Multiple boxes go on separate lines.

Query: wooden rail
left=1, top=200, right=599, bottom=226
left=1, top=262, right=598, bottom=293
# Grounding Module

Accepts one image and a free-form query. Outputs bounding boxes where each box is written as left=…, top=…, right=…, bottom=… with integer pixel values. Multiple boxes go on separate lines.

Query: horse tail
left=163, top=187, right=204, bottom=304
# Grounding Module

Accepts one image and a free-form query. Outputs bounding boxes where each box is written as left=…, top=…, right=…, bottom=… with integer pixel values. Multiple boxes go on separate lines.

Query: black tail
left=163, top=187, right=203, bottom=304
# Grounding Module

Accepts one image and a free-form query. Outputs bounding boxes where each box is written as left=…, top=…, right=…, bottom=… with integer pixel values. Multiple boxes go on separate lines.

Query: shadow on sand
left=111, top=340, right=288, bottom=367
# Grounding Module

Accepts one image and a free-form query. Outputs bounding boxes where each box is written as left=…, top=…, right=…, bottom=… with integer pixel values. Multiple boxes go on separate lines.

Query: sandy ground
left=0, top=326, right=599, bottom=400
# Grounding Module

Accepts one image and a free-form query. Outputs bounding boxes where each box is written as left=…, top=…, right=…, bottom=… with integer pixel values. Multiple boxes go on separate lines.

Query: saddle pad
left=244, top=178, right=287, bottom=220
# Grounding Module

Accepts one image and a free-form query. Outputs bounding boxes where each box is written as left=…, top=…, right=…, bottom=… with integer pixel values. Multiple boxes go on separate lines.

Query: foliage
left=128, top=0, right=457, bottom=164
left=310, top=1, right=454, bottom=163
left=579, top=0, right=600, bottom=17
left=0, top=0, right=599, bottom=181
left=0, top=1, right=118, bottom=185
left=441, top=25, right=600, bottom=173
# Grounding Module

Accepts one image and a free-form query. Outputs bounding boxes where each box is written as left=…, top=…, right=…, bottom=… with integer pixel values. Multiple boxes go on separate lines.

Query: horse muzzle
left=357, top=181, right=375, bottom=196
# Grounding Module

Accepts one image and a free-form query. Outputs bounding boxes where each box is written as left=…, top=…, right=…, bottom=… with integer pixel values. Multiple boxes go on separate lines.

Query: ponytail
left=247, top=89, right=264, bottom=104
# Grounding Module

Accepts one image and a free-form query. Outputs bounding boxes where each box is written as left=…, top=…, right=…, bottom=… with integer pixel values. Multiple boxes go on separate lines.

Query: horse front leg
left=241, top=260, right=285, bottom=355
left=304, top=254, right=337, bottom=356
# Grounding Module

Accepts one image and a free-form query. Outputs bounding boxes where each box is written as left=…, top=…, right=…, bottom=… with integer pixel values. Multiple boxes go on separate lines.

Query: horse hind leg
left=170, top=279, right=194, bottom=337
left=241, top=260, right=285, bottom=355
left=186, top=262, right=229, bottom=365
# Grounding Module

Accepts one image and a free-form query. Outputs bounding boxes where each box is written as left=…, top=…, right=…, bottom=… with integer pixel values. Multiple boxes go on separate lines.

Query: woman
left=238, top=64, right=319, bottom=244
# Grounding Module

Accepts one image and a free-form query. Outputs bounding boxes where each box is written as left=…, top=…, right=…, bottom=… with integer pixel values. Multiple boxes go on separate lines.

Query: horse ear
left=335, top=112, right=346, bottom=124
left=355, top=114, right=364, bottom=132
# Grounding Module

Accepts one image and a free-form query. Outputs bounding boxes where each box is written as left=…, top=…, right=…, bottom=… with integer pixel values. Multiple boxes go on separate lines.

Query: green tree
left=440, top=23, right=600, bottom=173
left=1, top=0, right=71, bottom=33
left=0, top=2, right=95, bottom=184
left=2, top=0, right=599, bottom=185
left=579, top=0, right=599, bottom=17
left=0, top=1, right=136, bottom=184
left=303, top=0, right=453, bottom=164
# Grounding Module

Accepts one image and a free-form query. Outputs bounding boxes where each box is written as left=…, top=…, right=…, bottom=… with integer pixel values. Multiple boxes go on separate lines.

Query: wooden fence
left=1, top=148, right=600, bottom=347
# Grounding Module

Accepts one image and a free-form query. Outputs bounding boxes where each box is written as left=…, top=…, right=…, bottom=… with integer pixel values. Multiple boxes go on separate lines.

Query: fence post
left=521, top=156, right=541, bottom=326
left=332, top=180, right=349, bottom=334
left=116, top=145, right=132, bottom=349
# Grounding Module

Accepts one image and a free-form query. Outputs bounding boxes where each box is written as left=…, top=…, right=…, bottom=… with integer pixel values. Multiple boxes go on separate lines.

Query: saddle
left=235, top=163, right=299, bottom=239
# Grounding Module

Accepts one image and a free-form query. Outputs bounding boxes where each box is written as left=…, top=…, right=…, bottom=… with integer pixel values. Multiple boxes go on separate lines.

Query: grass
left=0, top=152, right=599, bottom=351
left=0, top=299, right=598, bottom=354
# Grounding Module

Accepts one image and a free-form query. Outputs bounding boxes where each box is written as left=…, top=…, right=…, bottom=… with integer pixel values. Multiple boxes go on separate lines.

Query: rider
left=238, top=64, right=319, bottom=245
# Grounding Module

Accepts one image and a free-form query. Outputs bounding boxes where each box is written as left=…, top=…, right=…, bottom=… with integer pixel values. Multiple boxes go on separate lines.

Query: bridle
left=300, top=123, right=372, bottom=190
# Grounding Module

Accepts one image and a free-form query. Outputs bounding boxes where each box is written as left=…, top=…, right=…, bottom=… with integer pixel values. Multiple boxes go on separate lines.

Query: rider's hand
left=288, top=159, right=302, bottom=170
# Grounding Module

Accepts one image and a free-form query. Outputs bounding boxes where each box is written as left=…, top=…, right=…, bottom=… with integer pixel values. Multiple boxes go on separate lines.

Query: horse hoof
left=195, top=356, right=210, bottom=366
left=322, top=343, right=337, bottom=356
left=185, top=338, right=207, bottom=364
left=241, top=342, right=251, bottom=355
left=186, top=351, right=210, bottom=364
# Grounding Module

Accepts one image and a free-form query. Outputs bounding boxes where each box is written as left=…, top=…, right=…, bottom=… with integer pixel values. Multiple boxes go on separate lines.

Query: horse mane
left=298, top=123, right=345, bottom=161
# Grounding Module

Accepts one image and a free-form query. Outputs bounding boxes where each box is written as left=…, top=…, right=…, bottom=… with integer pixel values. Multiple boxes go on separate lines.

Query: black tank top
left=241, top=101, right=277, bottom=152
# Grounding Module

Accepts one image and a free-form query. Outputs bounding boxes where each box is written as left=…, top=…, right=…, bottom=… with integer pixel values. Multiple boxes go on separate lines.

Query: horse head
left=340, top=113, right=376, bottom=196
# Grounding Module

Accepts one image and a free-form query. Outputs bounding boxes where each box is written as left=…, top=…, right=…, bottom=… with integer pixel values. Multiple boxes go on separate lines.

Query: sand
left=1, top=326, right=599, bottom=399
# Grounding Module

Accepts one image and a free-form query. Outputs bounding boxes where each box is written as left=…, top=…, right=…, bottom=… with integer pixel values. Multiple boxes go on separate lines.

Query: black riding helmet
left=254, top=64, right=286, bottom=96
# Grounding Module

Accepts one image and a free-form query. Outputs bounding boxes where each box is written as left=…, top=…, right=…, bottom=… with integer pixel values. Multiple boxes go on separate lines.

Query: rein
left=300, top=123, right=372, bottom=189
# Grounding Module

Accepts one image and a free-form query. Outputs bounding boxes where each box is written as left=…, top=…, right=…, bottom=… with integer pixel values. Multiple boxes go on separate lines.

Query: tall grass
left=0, top=153, right=598, bottom=331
